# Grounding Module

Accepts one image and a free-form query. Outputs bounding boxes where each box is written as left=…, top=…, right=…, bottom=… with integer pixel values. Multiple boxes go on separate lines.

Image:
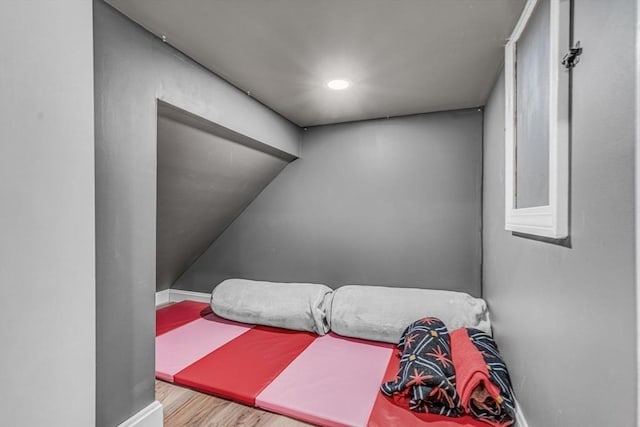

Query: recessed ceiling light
left=327, top=79, right=350, bottom=90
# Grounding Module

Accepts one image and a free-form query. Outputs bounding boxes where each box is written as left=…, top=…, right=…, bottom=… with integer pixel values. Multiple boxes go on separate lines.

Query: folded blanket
left=450, top=328, right=516, bottom=427
left=380, top=318, right=462, bottom=417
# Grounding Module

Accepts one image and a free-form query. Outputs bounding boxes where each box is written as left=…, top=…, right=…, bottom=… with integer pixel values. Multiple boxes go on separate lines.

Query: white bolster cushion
left=210, top=278, right=334, bottom=335
left=330, top=285, right=491, bottom=343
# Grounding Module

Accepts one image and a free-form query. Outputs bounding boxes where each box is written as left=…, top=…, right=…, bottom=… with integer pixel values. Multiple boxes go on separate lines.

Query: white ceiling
left=106, top=0, right=525, bottom=127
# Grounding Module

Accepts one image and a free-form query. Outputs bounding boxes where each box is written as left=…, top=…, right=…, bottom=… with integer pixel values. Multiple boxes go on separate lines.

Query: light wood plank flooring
left=156, top=380, right=313, bottom=427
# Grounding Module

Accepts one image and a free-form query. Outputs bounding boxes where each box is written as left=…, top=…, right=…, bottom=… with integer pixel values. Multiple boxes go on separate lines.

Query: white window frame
left=505, top=0, right=570, bottom=239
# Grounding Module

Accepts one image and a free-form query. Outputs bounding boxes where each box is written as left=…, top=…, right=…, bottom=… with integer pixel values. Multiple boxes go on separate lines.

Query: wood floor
left=156, top=380, right=313, bottom=427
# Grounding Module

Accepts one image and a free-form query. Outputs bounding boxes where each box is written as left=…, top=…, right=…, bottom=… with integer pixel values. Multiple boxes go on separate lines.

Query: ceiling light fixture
left=327, top=79, right=350, bottom=90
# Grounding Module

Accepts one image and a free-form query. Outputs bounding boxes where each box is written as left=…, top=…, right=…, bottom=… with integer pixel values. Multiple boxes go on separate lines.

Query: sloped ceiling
left=156, top=104, right=292, bottom=291
left=105, top=0, right=525, bottom=126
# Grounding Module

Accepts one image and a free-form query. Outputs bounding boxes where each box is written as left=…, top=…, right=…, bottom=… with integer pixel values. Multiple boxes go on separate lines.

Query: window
left=504, top=0, right=571, bottom=238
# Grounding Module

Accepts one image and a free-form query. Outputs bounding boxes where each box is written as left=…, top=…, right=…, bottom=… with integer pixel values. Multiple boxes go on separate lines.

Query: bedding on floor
left=156, top=299, right=211, bottom=336
left=175, top=326, right=317, bottom=406
left=155, top=312, right=251, bottom=382
left=380, top=317, right=462, bottom=416
left=380, top=318, right=515, bottom=427
left=450, top=328, right=516, bottom=427
left=156, top=301, right=494, bottom=427
left=211, top=279, right=333, bottom=335
left=256, top=333, right=394, bottom=427
left=330, top=285, right=491, bottom=344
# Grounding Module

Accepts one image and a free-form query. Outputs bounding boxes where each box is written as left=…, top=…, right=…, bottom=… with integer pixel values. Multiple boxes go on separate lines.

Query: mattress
left=156, top=301, right=487, bottom=427
left=175, top=326, right=316, bottom=405
left=156, top=299, right=212, bottom=336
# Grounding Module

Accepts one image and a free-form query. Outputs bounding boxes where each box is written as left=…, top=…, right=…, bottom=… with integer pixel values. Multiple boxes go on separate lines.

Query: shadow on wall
left=156, top=102, right=295, bottom=292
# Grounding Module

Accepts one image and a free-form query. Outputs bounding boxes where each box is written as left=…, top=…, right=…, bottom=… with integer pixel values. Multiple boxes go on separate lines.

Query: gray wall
left=0, top=2, right=95, bottom=426
left=156, top=107, right=291, bottom=291
left=483, top=1, right=636, bottom=426
left=176, top=110, right=483, bottom=295
left=93, top=2, right=301, bottom=425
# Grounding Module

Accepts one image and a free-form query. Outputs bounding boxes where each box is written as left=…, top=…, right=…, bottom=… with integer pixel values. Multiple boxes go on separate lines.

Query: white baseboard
left=168, top=289, right=211, bottom=303
left=514, top=398, right=529, bottom=427
left=118, top=400, right=163, bottom=427
left=155, top=289, right=170, bottom=307
left=155, top=289, right=210, bottom=307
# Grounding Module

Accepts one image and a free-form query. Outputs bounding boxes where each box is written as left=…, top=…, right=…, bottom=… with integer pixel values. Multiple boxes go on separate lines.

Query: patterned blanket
left=380, top=317, right=462, bottom=416
left=381, top=318, right=515, bottom=426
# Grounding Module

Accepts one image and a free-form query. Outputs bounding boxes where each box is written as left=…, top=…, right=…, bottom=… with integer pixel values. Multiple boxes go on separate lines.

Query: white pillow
left=210, top=278, right=333, bottom=335
left=330, top=285, right=491, bottom=343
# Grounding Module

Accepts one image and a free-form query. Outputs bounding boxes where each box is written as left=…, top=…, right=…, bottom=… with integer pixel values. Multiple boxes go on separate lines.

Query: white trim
left=636, top=0, right=640, bottom=423
left=514, top=398, right=530, bottom=427
left=155, top=289, right=211, bottom=306
left=155, top=289, right=170, bottom=307
left=507, top=0, right=539, bottom=41
left=505, top=0, right=570, bottom=239
left=168, top=289, right=211, bottom=303
left=118, top=401, right=163, bottom=427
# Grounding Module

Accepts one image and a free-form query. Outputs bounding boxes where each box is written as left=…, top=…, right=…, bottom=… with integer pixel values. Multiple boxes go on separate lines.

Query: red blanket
left=450, top=328, right=515, bottom=427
